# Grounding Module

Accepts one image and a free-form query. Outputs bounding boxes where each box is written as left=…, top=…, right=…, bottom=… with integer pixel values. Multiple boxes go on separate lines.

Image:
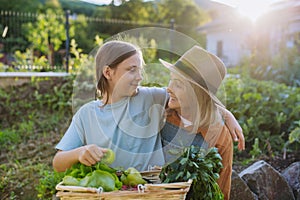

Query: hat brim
left=159, top=58, right=224, bottom=107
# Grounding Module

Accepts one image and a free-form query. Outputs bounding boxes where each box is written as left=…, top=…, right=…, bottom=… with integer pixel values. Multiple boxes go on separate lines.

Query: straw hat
left=159, top=45, right=226, bottom=106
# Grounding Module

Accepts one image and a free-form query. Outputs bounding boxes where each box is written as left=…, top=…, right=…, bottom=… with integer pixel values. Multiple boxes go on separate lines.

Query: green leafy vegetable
left=62, top=176, right=80, bottom=186
left=159, top=145, right=224, bottom=200
left=86, top=170, right=115, bottom=191
left=62, top=161, right=122, bottom=191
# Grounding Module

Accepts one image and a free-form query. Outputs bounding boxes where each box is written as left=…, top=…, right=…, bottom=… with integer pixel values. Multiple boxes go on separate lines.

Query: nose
left=166, top=86, right=173, bottom=94
left=135, top=69, right=143, bottom=82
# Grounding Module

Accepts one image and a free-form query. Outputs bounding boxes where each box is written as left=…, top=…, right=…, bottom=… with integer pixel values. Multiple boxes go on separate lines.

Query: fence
left=0, top=10, right=172, bottom=73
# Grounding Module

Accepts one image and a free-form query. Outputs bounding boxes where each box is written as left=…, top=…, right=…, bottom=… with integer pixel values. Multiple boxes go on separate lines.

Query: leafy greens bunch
left=62, top=162, right=122, bottom=191
left=159, top=145, right=224, bottom=200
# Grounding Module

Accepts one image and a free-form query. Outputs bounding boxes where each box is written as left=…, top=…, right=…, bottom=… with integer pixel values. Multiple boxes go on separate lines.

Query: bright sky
left=212, top=0, right=280, bottom=21
left=80, top=0, right=112, bottom=5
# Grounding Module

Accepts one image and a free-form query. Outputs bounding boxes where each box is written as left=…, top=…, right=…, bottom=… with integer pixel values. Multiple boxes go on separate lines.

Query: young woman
left=159, top=45, right=235, bottom=200
left=53, top=40, right=244, bottom=173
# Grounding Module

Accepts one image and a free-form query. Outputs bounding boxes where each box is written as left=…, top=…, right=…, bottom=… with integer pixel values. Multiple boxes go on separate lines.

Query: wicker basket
left=55, top=170, right=192, bottom=200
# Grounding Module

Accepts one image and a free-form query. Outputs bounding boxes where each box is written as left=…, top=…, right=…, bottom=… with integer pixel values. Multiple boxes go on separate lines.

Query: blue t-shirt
left=56, top=87, right=168, bottom=171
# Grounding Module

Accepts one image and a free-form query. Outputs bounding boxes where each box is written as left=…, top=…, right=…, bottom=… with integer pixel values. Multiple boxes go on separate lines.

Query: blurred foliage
left=236, top=38, right=300, bottom=87
left=12, top=48, right=49, bottom=69
left=60, top=0, right=99, bottom=16
left=253, top=47, right=300, bottom=87
left=24, top=9, right=67, bottom=54
left=219, top=75, right=300, bottom=157
left=0, top=0, right=42, bottom=12
left=36, top=167, right=64, bottom=199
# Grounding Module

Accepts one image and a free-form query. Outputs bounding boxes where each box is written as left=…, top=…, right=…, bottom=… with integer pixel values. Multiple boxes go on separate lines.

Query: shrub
left=220, top=75, right=300, bottom=157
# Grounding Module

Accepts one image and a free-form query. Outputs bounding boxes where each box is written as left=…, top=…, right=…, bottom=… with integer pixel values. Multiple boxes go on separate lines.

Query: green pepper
left=126, top=173, right=147, bottom=187
left=101, top=149, right=115, bottom=165
left=120, top=168, right=147, bottom=187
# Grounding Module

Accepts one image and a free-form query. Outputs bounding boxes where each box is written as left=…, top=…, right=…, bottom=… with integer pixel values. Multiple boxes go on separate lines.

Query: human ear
left=102, top=66, right=112, bottom=80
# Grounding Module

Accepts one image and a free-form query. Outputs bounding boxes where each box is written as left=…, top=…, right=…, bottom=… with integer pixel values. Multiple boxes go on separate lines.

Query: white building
left=197, top=14, right=253, bottom=67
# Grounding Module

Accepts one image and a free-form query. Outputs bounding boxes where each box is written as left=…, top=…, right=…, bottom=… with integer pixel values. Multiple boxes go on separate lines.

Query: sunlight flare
left=212, top=0, right=276, bottom=22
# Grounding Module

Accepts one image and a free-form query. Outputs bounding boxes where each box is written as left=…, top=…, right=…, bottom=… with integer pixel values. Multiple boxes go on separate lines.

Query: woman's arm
left=218, top=106, right=245, bottom=151
left=52, top=144, right=107, bottom=172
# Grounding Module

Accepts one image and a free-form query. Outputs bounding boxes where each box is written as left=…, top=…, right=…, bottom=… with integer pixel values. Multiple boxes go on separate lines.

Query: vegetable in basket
left=62, top=164, right=121, bottom=192
left=60, top=149, right=147, bottom=191
left=120, top=167, right=147, bottom=187
left=61, top=149, right=123, bottom=192
left=159, top=145, right=224, bottom=200
left=101, top=148, right=116, bottom=165
left=81, top=170, right=116, bottom=191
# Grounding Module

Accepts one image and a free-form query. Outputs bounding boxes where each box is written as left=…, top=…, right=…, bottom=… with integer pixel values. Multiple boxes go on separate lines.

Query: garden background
left=0, top=0, right=299, bottom=199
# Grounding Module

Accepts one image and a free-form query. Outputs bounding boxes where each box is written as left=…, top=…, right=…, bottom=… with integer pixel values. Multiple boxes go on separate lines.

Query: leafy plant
left=249, top=45, right=300, bottom=87
left=0, top=77, right=74, bottom=199
left=160, top=146, right=224, bottom=200
left=283, top=121, right=300, bottom=157
left=36, top=169, right=64, bottom=199
left=250, top=138, right=262, bottom=159
left=12, top=48, right=49, bottom=70
left=220, top=76, right=300, bottom=157
left=0, top=129, right=20, bottom=148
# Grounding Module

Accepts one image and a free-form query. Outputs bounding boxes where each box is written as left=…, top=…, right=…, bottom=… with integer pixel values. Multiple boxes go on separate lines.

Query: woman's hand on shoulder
left=224, top=110, right=245, bottom=151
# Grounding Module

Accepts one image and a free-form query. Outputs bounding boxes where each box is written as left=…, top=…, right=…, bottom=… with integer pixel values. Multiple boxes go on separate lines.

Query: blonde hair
left=95, top=40, right=142, bottom=105
left=184, top=81, right=223, bottom=134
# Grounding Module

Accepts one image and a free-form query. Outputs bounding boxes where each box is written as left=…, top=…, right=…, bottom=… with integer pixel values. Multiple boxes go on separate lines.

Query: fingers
left=234, top=129, right=245, bottom=151
left=230, top=131, right=239, bottom=142
left=78, top=144, right=105, bottom=166
left=228, top=127, right=245, bottom=151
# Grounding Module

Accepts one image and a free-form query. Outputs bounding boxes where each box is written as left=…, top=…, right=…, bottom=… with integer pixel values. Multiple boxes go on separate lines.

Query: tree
left=109, top=0, right=155, bottom=23
left=0, top=0, right=42, bottom=12
left=24, top=8, right=72, bottom=67
left=72, top=14, right=96, bottom=54
left=157, top=0, right=209, bottom=32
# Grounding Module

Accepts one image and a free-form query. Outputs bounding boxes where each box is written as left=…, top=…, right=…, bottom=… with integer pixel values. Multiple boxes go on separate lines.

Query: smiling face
left=167, top=72, right=195, bottom=117
left=109, top=53, right=143, bottom=103
left=167, top=71, right=222, bottom=130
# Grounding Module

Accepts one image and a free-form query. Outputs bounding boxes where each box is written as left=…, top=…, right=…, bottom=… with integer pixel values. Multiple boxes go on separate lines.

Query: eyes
left=127, top=66, right=142, bottom=74
left=169, top=79, right=184, bottom=89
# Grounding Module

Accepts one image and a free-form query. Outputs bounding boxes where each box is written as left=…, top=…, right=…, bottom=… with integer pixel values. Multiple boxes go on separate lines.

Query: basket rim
left=56, top=179, right=193, bottom=193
